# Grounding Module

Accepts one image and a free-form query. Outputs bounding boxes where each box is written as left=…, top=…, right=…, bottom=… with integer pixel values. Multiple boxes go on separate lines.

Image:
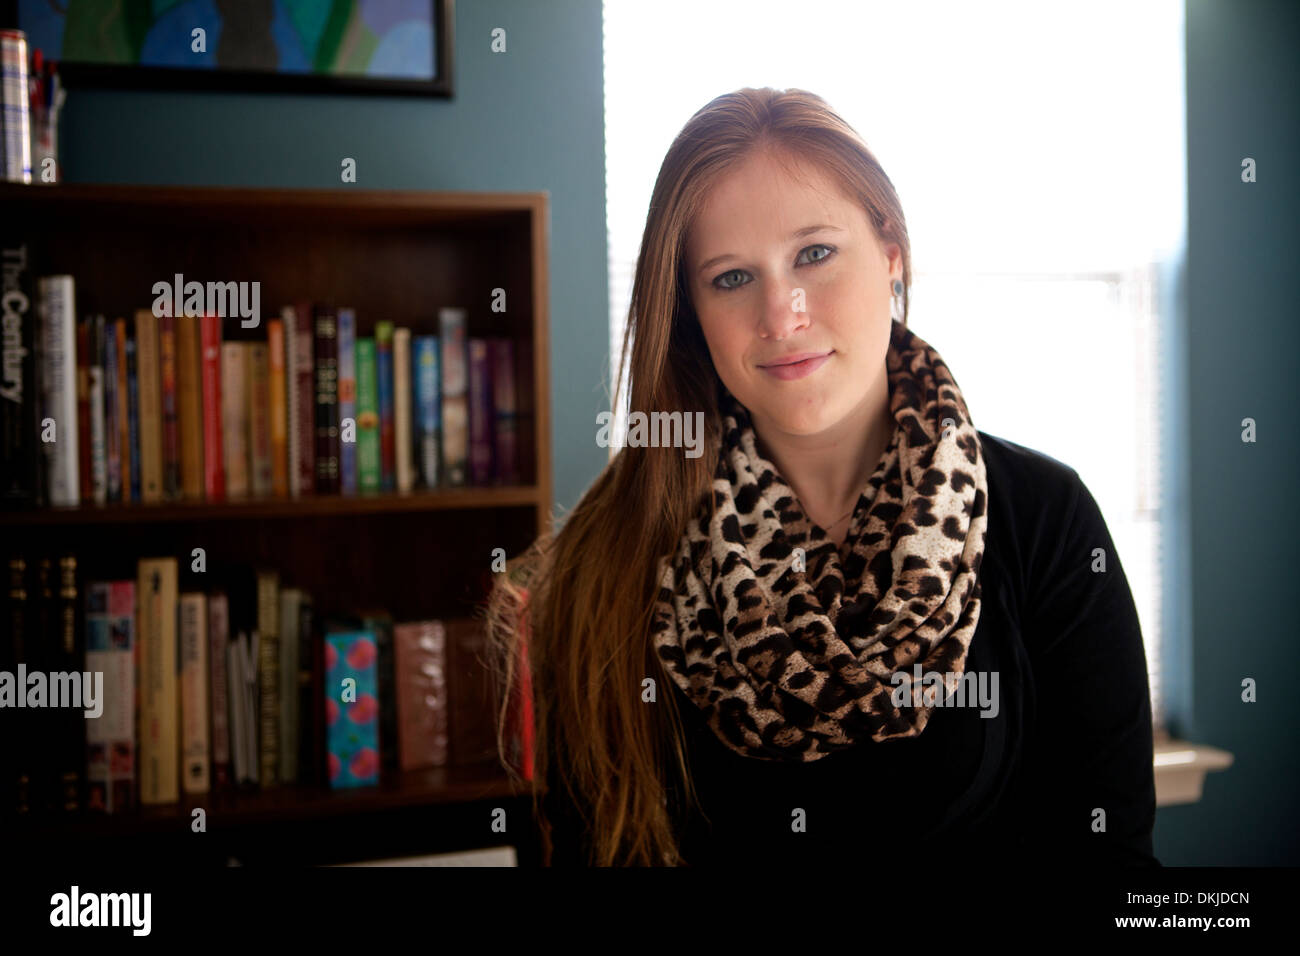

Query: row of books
left=0, top=245, right=526, bottom=509
left=1, top=552, right=535, bottom=817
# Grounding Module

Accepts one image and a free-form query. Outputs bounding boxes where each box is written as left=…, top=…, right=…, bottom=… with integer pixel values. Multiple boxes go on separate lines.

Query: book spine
left=247, top=342, right=272, bottom=497
left=284, top=307, right=299, bottom=497
left=413, top=336, right=440, bottom=488
left=0, top=238, right=39, bottom=504
left=102, top=316, right=119, bottom=502
left=336, top=308, right=357, bottom=496
left=76, top=319, right=91, bottom=504
left=115, top=319, right=130, bottom=504
left=176, top=314, right=204, bottom=500
left=393, top=621, right=449, bottom=771
left=159, top=311, right=180, bottom=499
left=257, top=571, right=281, bottom=788
left=125, top=333, right=140, bottom=503
left=293, top=302, right=315, bottom=495
left=438, top=308, right=468, bottom=487
left=468, top=337, right=494, bottom=486
left=313, top=307, right=339, bottom=495
left=89, top=316, right=107, bottom=504
left=40, top=277, right=78, bottom=506
left=267, top=318, right=288, bottom=497
left=221, top=342, right=249, bottom=499
left=83, top=581, right=111, bottom=812
left=490, top=338, right=520, bottom=485
left=208, top=591, right=230, bottom=789
left=364, top=615, right=398, bottom=777
left=199, top=314, right=224, bottom=501
left=107, top=580, right=136, bottom=810
left=393, top=327, right=414, bottom=493
left=375, top=321, right=395, bottom=492
left=298, top=596, right=315, bottom=786
left=278, top=589, right=300, bottom=783
left=134, top=309, right=163, bottom=504
left=137, top=557, right=179, bottom=805
left=324, top=631, right=380, bottom=788
left=179, top=592, right=210, bottom=793
left=355, top=338, right=380, bottom=493
left=6, top=558, right=32, bottom=813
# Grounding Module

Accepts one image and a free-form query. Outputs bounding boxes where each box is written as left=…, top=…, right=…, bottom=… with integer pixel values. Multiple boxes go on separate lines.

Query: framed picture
left=13, top=0, right=455, bottom=97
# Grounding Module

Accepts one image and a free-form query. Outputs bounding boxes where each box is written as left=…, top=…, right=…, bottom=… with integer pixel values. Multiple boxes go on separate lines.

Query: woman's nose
left=758, top=280, right=808, bottom=339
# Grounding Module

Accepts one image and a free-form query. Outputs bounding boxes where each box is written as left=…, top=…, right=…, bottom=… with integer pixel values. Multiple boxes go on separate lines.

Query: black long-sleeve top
left=540, top=432, right=1159, bottom=866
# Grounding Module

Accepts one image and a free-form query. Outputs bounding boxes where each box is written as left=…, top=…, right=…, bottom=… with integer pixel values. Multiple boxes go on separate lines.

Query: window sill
left=1153, top=739, right=1233, bottom=807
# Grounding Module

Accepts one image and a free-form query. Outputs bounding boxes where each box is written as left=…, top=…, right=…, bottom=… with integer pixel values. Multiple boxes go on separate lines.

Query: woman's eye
left=715, top=269, right=747, bottom=290
left=711, top=245, right=835, bottom=291
left=799, top=244, right=834, bottom=264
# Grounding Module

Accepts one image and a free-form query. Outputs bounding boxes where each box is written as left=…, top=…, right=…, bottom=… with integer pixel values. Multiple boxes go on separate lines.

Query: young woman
left=487, top=87, right=1158, bottom=867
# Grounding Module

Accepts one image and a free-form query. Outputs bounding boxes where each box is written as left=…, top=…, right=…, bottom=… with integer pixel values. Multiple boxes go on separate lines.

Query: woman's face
left=684, top=148, right=901, bottom=439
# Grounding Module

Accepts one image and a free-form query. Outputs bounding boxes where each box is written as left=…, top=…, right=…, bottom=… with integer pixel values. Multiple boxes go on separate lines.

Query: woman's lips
left=760, top=351, right=832, bottom=381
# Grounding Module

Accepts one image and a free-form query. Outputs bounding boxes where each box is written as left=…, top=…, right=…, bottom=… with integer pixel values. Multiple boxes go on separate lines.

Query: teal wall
left=56, top=0, right=609, bottom=520
left=1154, top=0, right=1299, bottom=864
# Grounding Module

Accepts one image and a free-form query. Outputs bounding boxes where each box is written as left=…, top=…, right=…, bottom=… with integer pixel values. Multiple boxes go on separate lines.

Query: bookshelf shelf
left=0, top=485, right=545, bottom=526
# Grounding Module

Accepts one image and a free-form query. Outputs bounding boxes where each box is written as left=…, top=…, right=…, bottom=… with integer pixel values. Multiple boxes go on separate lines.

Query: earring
left=890, top=278, right=905, bottom=321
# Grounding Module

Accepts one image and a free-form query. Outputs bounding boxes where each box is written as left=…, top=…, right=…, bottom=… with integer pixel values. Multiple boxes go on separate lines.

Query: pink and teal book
left=324, top=631, right=380, bottom=788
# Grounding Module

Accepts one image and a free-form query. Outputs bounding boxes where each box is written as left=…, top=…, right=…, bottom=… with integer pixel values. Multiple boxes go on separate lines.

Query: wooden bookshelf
left=1, top=182, right=552, bottom=865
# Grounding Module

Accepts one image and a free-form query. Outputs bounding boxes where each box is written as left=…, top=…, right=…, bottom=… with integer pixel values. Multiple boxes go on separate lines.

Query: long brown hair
left=484, top=87, right=913, bottom=865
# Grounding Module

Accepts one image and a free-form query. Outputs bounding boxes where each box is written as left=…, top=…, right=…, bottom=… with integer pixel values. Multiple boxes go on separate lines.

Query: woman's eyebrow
left=694, top=223, right=846, bottom=276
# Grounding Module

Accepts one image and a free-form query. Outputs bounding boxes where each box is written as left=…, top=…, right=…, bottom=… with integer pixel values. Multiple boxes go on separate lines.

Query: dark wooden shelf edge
left=0, top=486, right=543, bottom=526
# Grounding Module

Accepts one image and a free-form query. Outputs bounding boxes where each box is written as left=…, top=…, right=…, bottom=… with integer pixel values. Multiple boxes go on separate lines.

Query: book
left=393, top=327, right=414, bottom=493
left=287, top=303, right=315, bottom=497
left=336, top=308, right=357, bottom=496
left=313, top=306, right=339, bottom=494
left=114, top=318, right=130, bottom=504
left=125, top=331, right=140, bottom=503
left=247, top=342, right=272, bottom=497
left=179, top=592, right=210, bottom=793
left=228, top=629, right=259, bottom=787
left=0, top=238, right=40, bottom=505
left=490, top=338, right=520, bottom=485
left=355, top=337, right=380, bottom=493
left=324, top=630, right=380, bottom=788
left=393, top=621, right=449, bottom=771
left=221, top=341, right=249, bottom=498
left=208, top=591, right=231, bottom=788
left=278, top=588, right=302, bottom=784
left=468, top=337, right=493, bottom=485
left=133, top=309, right=163, bottom=503
left=175, top=313, right=204, bottom=500
left=39, top=276, right=78, bottom=506
left=199, top=314, right=224, bottom=501
left=159, top=311, right=180, bottom=499
left=137, top=557, right=179, bottom=805
left=84, top=580, right=135, bottom=813
left=76, top=319, right=91, bottom=503
left=257, top=570, right=280, bottom=788
left=89, top=315, right=107, bottom=504
left=102, top=314, right=120, bottom=502
left=375, top=321, right=395, bottom=491
left=267, top=317, right=289, bottom=497
left=54, top=555, right=83, bottom=812
left=413, top=335, right=440, bottom=488
left=438, top=307, right=468, bottom=487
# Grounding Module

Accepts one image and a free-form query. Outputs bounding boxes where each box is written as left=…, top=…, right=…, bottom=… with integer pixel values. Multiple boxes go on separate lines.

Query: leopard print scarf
left=651, top=320, right=989, bottom=761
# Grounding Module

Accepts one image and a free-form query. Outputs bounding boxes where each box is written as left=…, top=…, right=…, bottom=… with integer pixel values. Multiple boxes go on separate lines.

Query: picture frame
left=12, top=0, right=455, bottom=98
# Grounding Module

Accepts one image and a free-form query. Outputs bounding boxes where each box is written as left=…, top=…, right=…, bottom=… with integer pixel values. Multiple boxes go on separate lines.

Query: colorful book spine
left=291, top=301, right=315, bottom=496
left=438, top=307, right=468, bottom=487
left=468, top=337, right=493, bottom=485
left=313, top=306, right=339, bottom=494
left=324, top=631, right=380, bottom=788
left=114, top=319, right=130, bottom=503
left=175, top=313, right=204, bottom=500
left=179, top=592, right=210, bottom=793
left=375, top=321, right=395, bottom=492
left=267, top=318, right=289, bottom=497
left=39, top=276, right=78, bottom=506
left=133, top=309, right=163, bottom=503
left=220, top=341, right=249, bottom=498
left=247, top=342, right=272, bottom=497
left=336, top=308, right=357, bottom=496
left=0, top=238, right=40, bottom=504
left=89, top=316, right=108, bottom=504
left=393, top=327, right=414, bottom=493
left=413, top=335, right=440, bottom=488
left=137, top=557, right=179, bottom=805
left=199, top=314, right=224, bottom=501
left=208, top=591, right=230, bottom=788
left=125, top=332, right=140, bottom=503
left=102, top=315, right=120, bottom=502
left=490, top=338, right=520, bottom=484
left=355, top=338, right=380, bottom=493
left=159, top=312, right=180, bottom=499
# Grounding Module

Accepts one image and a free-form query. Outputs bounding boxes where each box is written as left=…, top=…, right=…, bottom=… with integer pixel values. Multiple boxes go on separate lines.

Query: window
left=603, top=0, right=1184, bottom=731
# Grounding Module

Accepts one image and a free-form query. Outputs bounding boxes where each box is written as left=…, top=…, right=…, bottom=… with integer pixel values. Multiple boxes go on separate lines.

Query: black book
left=0, top=238, right=41, bottom=506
